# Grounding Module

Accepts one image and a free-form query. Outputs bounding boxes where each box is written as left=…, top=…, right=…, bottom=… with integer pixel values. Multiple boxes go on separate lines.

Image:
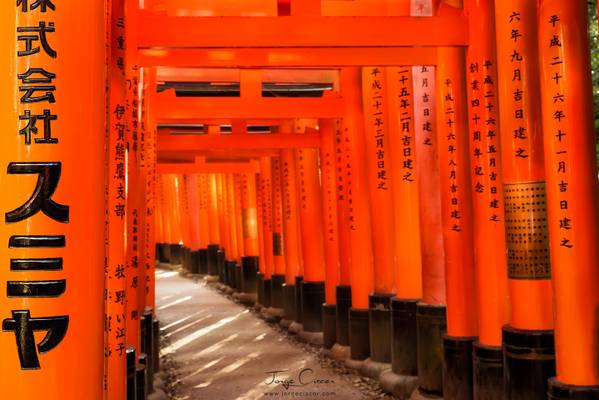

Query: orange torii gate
left=0, top=0, right=597, bottom=399
left=145, top=2, right=598, bottom=400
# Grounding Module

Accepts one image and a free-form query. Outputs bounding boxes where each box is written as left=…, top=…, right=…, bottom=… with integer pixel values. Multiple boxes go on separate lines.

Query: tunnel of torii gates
left=0, top=0, right=598, bottom=399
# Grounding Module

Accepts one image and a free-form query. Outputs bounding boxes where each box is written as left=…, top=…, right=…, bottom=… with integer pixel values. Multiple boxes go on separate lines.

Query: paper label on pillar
left=272, top=232, right=283, bottom=256
left=504, top=182, right=551, bottom=280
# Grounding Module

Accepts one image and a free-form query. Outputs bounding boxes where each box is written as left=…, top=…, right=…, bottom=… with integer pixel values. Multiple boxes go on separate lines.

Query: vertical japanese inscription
left=3, top=0, right=69, bottom=371
left=542, top=13, right=572, bottom=251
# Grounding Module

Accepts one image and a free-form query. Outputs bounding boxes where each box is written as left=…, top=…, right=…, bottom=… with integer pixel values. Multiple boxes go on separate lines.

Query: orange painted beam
left=153, top=92, right=344, bottom=120
left=137, top=13, right=469, bottom=48
left=138, top=47, right=438, bottom=68
left=157, top=132, right=321, bottom=151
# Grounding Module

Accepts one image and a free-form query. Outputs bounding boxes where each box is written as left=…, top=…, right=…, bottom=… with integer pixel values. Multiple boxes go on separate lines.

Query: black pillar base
left=549, top=378, right=599, bottom=400
left=140, top=309, right=154, bottom=393
left=162, top=244, right=171, bottom=264
left=503, top=326, right=555, bottom=400
left=235, top=265, right=242, bottom=292
left=181, top=247, right=190, bottom=272
left=170, top=244, right=182, bottom=265
left=283, top=283, right=297, bottom=321
left=336, top=285, right=351, bottom=346
left=156, top=243, right=166, bottom=263
left=391, top=297, right=418, bottom=376
left=416, top=303, right=447, bottom=397
left=473, top=342, right=503, bottom=400
left=217, top=249, right=226, bottom=282
left=198, top=249, right=208, bottom=274
left=263, top=278, right=272, bottom=308
left=241, top=256, right=259, bottom=294
left=443, top=335, right=475, bottom=400
left=190, top=250, right=200, bottom=274
left=229, top=261, right=239, bottom=289
left=349, top=308, right=370, bottom=361
left=295, top=276, right=304, bottom=324
left=127, top=346, right=137, bottom=400
left=257, top=273, right=265, bottom=305
left=323, top=304, right=337, bottom=350
left=302, top=281, right=325, bottom=332
left=136, top=354, right=148, bottom=400
left=271, top=274, right=285, bottom=309
left=152, top=319, right=160, bottom=373
left=369, top=293, right=393, bottom=363
left=207, top=244, right=220, bottom=276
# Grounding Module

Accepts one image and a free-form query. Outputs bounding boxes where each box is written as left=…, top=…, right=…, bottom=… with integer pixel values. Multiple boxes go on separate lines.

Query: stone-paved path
left=155, top=267, right=383, bottom=400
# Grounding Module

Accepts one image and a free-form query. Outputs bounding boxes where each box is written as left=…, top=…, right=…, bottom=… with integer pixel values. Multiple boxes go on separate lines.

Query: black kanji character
left=5, top=162, right=69, bottom=223
left=2, top=310, right=68, bottom=369
left=17, top=22, right=56, bottom=58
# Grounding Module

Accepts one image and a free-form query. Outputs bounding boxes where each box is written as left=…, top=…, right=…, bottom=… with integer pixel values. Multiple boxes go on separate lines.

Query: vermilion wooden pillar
left=233, top=174, right=245, bottom=287
left=296, top=139, right=327, bottom=341
left=206, top=174, right=221, bottom=277
left=0, top=1, right=106, bottom=397
left=224, top=174, right=240, bottom=289
left=178, top=174, right=193, bottom=274
left=269, top=157, right=286, bottom=316
left=436, top=10, right=478, bottom=395
left=154, top=175, right=166, bottom=263
left=361, top=67, right=397, bottom=365
left=386, top=62, right=425, bottom=383
left=465, top=1, right=509, bottom=398
left=238, top=172, right=260, bottom=303
left=538, top=2, right=599, bottom=397
left=341, top=68, right=375, bottom=361
left=495, top=1, right=556, bottom=398
left=126, top=69, right=142, bottom=363
left=333, top=119, right=352, bottom=349
left=495, top=0, right=555, bottom=400
left=106, top=0, right=128, bottom=398
left=410, top=0, right=448, bottom=395
left=197, top=174, right=211, bottom=274
left=256, top=170, right=267, bottom=304
left=280, top=148, right=303, bottom=327
left=186, top=174, right=202, bottom=274
left=215, top=173, right=230, bottom=283
left=139, top=68, right=157, bottom=390
left=319, top=119, right=341, bottom=350
left=258, top=157, right=274, bottom=309
left=136, top=72, right=149, bottom=342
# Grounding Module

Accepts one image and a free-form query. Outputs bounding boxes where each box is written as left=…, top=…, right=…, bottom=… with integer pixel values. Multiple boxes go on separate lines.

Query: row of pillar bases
left=156, top=242, right=598, bottom=400
left=124, top=310, right=160, bottom=400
